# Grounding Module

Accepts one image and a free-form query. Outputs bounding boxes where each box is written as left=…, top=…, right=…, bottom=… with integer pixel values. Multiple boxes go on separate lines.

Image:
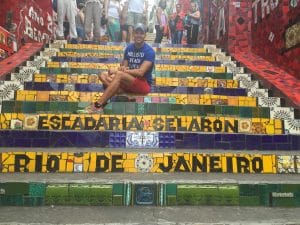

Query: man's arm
left=124, top=61, right=153, bottom=78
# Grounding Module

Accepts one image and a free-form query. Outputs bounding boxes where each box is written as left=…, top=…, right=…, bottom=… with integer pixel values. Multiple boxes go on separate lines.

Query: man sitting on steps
left=80, top=23, right=155, bottom=113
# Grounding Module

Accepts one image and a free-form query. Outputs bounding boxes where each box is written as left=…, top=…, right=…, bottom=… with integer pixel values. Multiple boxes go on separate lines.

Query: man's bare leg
left=128, top=26, right=133, bottom=42
left=96, top=71, right=136, bottom=106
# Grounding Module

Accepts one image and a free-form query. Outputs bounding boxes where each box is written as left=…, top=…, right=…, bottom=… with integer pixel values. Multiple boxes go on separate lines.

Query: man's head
left=176, top=3, right=182, bottom=13
left=133, top=23, right=146, bottom=46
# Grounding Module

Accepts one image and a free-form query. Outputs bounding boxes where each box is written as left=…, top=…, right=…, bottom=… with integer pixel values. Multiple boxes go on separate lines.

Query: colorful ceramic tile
left=126, top=132, right=159, bottom=148
left=11, top=67, right=37, bottom=82
left=238, top=119, right=252, bottom=133
left=284, top=119, right=300, bottom=135
left=73, top=163, right=83, bottom=172
left=271, top=107, right=295, bottom=120
left=27, top=58, right=46, bottom=68
left=277, top=155, right=296, bottom=173
left=0, top=81, right=23, bottom=101
left=258, top=97, right=281, bottom=107
left=239, top=80, right=259, bottom=89
left=248, top=89, right=269, bottom=98
left=251, top=122, right=266, bottom=134
left=135, top=154, right=154, bottom=172
left=64, top=84, right=75, bottom=91
left=24, top=115, right=39, bottom=130
left=233, top=73, right=252, bottom=81
left=41, top=48, right=58, bottom=57
left=10, top=119, right=23, bottom=129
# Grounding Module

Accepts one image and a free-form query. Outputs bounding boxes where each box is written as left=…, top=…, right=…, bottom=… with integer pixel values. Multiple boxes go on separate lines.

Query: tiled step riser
left=51, top=56, right=222, bottom=67
left=22, top=82, right=248, bottom=96
left=0, top=152, right=299, bottom=174
left=33, top=74, right=242, bottom=88
left=14, top=91, right=259, bottom=107
left=1, top=114, right=284, bottom=135
left=1, top=182, right=300, bottom=206
left=1, top=101, right=272, bottom=118
left=0, top=131, right=298, bottom=150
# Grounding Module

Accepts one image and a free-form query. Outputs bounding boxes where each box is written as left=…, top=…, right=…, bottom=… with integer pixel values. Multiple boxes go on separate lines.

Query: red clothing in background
left=178, top=0, right=190, bottom=14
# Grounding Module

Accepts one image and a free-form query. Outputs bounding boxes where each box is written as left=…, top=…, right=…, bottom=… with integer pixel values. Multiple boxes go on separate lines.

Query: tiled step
left=51, top=56, right=222, bottom=67
left=22, top=82, right=248, bottom=96
left=1, top=101, right=272, bottom=118
left=14, top=90, right=259, bottom=107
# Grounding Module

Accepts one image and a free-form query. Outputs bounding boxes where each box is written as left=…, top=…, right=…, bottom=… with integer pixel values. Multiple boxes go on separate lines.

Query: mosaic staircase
left=0, top=40, right=299, bottom=207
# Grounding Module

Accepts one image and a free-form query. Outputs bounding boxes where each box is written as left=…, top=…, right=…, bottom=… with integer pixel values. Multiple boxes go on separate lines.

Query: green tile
left=112, top=183, right=124, bottom=195
left=22, top=102, right=37, bottom=113
left=145, top=103, right=158, bottom=115
left=1, top=101, right=14, bottom=113
left=157, top=104, right=170, bottom=115
left=136, top=103, right=145, bottom=115
left=239, top=107, right=253, bottom=118
left=112, top=102, right=125, bottom=114
left=125, top=102, right=137, bottom=114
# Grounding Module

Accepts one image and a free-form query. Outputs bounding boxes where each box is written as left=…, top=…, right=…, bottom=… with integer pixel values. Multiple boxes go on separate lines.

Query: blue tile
left=215, top=142, right=231, bottom=150
left=273, top=135, right=289, bottom=143
left=261, top=143, right=276, bottom=150
left=14, top=139, right=31, bottom=147
left=215, top=134, right=222, bottom=141
left=262, top=135, right=273, bottom=143
left=32, top=139, right=50, bottom=147
left=230, top=141, right=246, bottom=150
left=276, top=144, right=292, bottom=151
left=198, top=134, right=214, bottom=148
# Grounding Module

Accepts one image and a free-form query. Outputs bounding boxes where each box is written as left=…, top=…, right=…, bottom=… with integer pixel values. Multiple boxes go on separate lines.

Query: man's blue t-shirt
left=124, top=43, right=155, bottom=85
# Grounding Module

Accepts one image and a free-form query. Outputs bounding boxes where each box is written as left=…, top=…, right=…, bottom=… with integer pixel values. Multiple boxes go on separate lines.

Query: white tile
left=0, top=81, right=23, bottom=100
left=233, top=73, right=252, bottom=81
left=284, top=119, right=300, bottom=135
left=126, top=131, right=159, bottom=148
left=23, top=115, right=39, bottom=130
left=239, top=79, right=259, bottom=89
left=277, top=155, right=296, bottom=174
left=135, top=154, right=154, bottom=172
left=258, top=97, right=281, bottom=107
left=247, top=89, right=269, bottom=98
left=270, top=107, right=295, bottom=120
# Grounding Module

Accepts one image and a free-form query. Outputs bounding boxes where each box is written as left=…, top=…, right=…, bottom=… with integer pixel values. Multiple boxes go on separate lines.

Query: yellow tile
left=262, top=155, right=276, bottom=173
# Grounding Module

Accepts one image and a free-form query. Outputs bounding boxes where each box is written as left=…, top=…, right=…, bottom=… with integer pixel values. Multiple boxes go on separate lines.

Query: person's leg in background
left=56, top=0, right=66, bottom=39
left=177, top=30, right=183, bottom=44
left=186, top=26, right=192, bottom=44
left=84, top=3, right=93, bottom=40
left=191, top=24, right=199, bottom=44
left=92, top=2, right=101, bottom=41
left=154, top=25, right=163, bottom=43
left=126, top=12, right=134, bottom=42
left=66, top=0, right=78, bottom=41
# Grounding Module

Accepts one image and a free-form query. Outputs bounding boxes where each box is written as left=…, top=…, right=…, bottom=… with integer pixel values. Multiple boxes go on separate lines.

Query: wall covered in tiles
left=1, top=152, right=299, bottom=174
left=201, top=0, right=229, bottom=49
left=251, top=0, right=300, bottom=79
left=204, top=0, right=300, bottom=79
left=0, top=0, right=54, bottom=48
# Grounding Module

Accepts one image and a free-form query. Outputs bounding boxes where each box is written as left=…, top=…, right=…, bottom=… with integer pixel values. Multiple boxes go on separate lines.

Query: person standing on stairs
left=154, top=0, right=169, bottom=44
left=84, top=0, right=108, bottom=41
left=126, top=0, right=148, bottom=42
left=79, top=23, right=155, bottom=113
left=56, top=0, right=78, bottom=43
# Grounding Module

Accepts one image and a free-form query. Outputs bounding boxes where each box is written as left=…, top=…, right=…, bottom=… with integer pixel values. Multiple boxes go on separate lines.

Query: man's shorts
left=122, top=78, right=151, bottom=95
left=126, top=12, right=144, bottom=27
